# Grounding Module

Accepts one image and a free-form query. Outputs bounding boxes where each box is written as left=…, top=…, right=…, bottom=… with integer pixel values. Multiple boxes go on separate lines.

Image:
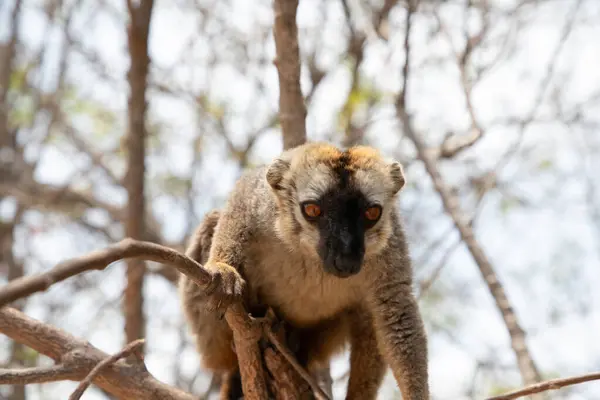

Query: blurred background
left=1, top=0, right=599, bottom=399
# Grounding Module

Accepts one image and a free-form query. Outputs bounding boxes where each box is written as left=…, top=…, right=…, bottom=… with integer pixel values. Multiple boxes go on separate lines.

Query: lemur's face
left=266, top=143, right=405, bottom=278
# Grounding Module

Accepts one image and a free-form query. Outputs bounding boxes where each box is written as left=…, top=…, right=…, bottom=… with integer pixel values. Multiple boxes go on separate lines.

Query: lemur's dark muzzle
left=320, top=230, right=365, bottom=278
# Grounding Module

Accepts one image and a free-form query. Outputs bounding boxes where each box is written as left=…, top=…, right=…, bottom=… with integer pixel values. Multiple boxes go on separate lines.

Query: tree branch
left=0, top=307, right=196, bottom=400
left=124, top=0, right=154, bottom=351
left=487, top=371, right=600, bottom=400
left=395, top=0, right=543, bottom=388
left=265, top=321, right=329, bottom=400
left=0, top=239, right=211, bottom=307
left=273, top=0, right=307, bottom=150
left=222, top=302, right=269, bottom=399
left=0, top=237, right=283, bottom=399
left=69, top=338, right=145, bottom=400
left=0, top=364, right=82, bottom=385
left=0, top=237, right=332, bottom=399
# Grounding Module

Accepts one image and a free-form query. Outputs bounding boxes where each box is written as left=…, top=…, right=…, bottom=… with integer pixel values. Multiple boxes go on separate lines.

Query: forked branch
left=0, top=307, right=196, bottom=400
left=395, top=0, right=542, bottom=388
left=0, top=238, right=328, bottom=399
left=69, top=339, right=145, bottom=400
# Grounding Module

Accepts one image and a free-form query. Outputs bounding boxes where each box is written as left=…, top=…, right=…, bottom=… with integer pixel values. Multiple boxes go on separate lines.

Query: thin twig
left=68, top=339, right=145, bottom=400
left=417, top=239, right=461, bottom=299
left=486, top=371, right=600, bottom=400
left=494, top=0, right=582, bottom=173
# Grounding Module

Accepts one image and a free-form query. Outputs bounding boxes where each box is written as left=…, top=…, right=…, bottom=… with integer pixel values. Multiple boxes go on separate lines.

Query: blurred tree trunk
left=273, top=0, right=306, bottom=150
left=0, top=2, right=27, bottom=398
left=0, top=0, right=21, bottom=148
left=2, top=214, right=27, bottom=400
left=123, top=0, right=154, bottom=353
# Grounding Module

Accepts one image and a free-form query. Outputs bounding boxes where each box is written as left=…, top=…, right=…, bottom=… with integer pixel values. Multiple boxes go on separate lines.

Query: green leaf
left=538, top=159, right=553, bottom=170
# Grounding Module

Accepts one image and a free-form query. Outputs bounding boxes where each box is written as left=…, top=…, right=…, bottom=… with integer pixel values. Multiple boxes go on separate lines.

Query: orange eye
left=302, top=203, right=321, bottom=219
left=365, top=206, right=381, bottom=222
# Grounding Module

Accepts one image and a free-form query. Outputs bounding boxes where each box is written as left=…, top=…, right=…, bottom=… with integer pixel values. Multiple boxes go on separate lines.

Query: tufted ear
left=388, top=161, right=406, bottom=194
left=266, top=158, right=290, bottom=191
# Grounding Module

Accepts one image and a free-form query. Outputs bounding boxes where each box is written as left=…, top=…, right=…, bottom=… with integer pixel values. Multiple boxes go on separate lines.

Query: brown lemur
left=179, top=142, right=429, bottom=399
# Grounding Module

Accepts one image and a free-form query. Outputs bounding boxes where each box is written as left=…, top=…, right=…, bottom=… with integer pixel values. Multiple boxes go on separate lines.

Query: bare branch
left=0, top=179, right=165, bottom=245
left=416, top=239, right=461, bottom=300
left=264, top=309, right=330, bottom=400
left=494, top=0, right=582, bottom=172
left=262, top=316, right=305, bottom=399
left=0, top=365, right=82, bottom=385
left=124, top=0, right=155, bottom=351
left=60, top=123, right=122, bottom=185
left=0, top=239, right=271, bottom=398
left=273, top=0, right=307, bottom=149
left=395, top=0, right=543, bottom=387
left=69, top=338, right=145, bottom=400
left=487, top=371, right=600, bottom=400
left=223, top=302, right=269, bottom=399
left=0, top=238, right=211, bottom=307
left=264, top=347, right=304, bottom=398
left=0, top=307, right=196, bottom=400
left=0, top=181, right=122, bottom=217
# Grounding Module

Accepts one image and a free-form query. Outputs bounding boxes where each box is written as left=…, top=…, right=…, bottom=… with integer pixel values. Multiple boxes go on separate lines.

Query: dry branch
left=69, top=338, right=145, bottom=400
left=273, top=0, right=307, bottom=150
left=262, top=315, right=306, bottom=399
left=487, top=371, right=600, bottom=400
left=0, top=179, right=165, bottom=245
left=0, top=238, right=211, bottom=307
left=223, top=302, right=269, bottom=399
left=264, top=347, right=305, bottom=399
left=0, top=238, right=326, bottom=399
left=0, top=365, right=82, bottom=385
left=265, top=323, right=329, bottom=400
left=396, top=0, right=542, bottom=388
left=0, top=307, right=196, bottom=400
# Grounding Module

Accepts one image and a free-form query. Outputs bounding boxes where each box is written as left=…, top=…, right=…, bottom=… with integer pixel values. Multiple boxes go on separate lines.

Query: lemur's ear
left=388, top=162, right=406, bottom=194
left=266, top=159, right=290, bottom=191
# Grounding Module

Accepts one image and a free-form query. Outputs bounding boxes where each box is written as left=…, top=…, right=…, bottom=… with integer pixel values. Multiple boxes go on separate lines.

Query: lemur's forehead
left=292, top=146, right=389, bottom=204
